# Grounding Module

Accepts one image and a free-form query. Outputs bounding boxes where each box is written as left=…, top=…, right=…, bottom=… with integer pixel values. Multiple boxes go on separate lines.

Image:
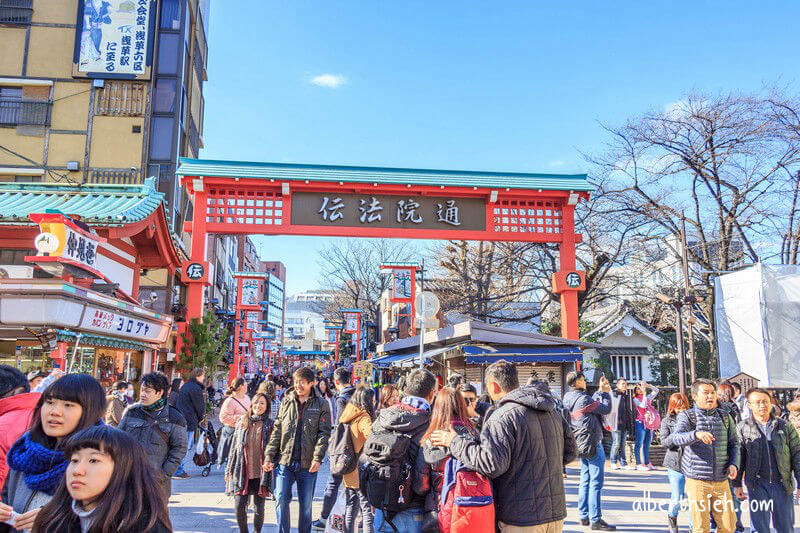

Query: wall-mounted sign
left=565, top=272, right=582, bottom=288
left=391, top=268, right=414, bottom=300
left=180, top=261, right=209, bottom=284
left=292, top=193, right=486, bottom=231
left=79, top=305, right=167, bottom=343
left=327, top=328, right=338, bottom=344
left=241, top=280, right=260, bottom=307
left=343, top=312, right=360, bottom=334
left=245, top=311, right=261, bottom=332
left=73, top=0, right=157, bottom=80
left=27, top=213, right=105, bottom=279
left=551, top=270, right=586, bottom=293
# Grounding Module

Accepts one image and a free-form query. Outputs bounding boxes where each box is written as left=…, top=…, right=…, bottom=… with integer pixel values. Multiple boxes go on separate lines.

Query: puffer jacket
left=225, top=415, right=274, bottom=497
left=175, top=378, right=205, bottom=432
left=0, top=393, right=39, bottom=489
left=413, top=420, right=475, bottom=513
left=265, top=388, right=331, bottom=469
left=659, top=413, right=682, bottom=472
left=734, top=415, right=800, bottom=495
left=671, top=406, right=739, bottom=482
left=338, top=403, right=372, bottom=489
left=563, top=387, right=611, bottom=455
left=448, top=383, right=577, bottom=528
left=117, top=402, right=188, bottom=495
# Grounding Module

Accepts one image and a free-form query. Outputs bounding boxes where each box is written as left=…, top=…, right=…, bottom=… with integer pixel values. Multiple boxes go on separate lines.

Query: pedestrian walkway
left=168, top=461, right=790, bottom=532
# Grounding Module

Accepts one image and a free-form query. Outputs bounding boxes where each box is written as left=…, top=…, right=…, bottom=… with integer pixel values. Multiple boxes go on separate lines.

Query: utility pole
left=657, top=293, right=687, bottom=396
left=679, top=213, right=697, bottom=383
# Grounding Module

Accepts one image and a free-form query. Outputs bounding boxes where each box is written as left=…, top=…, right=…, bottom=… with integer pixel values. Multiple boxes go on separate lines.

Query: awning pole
left=418, top=260, right=425, bottom=369
left=68, top=333, right=82, bottom=373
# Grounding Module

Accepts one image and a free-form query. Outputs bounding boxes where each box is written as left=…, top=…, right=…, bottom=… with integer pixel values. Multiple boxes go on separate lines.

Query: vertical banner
left=391, top=268, right=414, bottom=300
left=73, top=0, right=157, bottom=79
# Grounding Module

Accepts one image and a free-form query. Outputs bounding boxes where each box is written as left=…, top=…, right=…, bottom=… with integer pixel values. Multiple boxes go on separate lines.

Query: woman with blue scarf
left=0, top=374, right=106, bottom=532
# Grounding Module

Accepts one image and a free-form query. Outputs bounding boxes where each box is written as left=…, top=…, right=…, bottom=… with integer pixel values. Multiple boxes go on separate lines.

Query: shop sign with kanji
left=292, top=192, right=486, bottom=231
left=27, top=213, right=105, bottom=279
left=78, top=305, right=168, bottom=343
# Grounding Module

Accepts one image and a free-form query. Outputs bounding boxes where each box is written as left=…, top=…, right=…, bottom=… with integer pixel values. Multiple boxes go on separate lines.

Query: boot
left=667, top=515, right=678, bottom=533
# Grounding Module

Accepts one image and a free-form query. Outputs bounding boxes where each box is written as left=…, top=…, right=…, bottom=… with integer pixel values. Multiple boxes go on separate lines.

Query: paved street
left=168, top=460, right=785, bottom=532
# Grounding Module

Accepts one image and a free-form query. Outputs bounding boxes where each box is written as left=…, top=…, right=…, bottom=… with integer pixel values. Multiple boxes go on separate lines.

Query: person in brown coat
left=338, top=386, right=374, bottom=533
left=104, top=380, right=128, bottom=427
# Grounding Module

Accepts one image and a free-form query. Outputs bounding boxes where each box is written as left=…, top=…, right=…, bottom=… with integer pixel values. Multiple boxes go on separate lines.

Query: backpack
left=686, top=407, right=731, bottom=433
left=358, top=430, right=416, bottom=528
left=329, top=422, right=358, bottom=477
left=642, top=399, right=661, bottom=431
left=438, top=458, right=494, bottom=533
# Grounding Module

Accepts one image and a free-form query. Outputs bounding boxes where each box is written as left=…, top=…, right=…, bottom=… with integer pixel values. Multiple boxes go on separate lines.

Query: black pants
left=320, top=473, right=342, bottom=519
left=235, top=478, right=265, bottom=533
left=344, top=487, right=373, bottom=533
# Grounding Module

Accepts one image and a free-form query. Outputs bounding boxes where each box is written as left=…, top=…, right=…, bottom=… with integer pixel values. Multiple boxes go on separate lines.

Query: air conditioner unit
left=0, top=265, right=34, bottom=279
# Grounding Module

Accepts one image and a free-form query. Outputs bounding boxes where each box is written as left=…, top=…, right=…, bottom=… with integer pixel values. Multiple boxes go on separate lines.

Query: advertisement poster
left=73, top=0, right=156, bottom=79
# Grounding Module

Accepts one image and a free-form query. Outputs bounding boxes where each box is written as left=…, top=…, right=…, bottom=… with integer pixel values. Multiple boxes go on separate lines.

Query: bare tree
left=317, top=239, right=418, bottom=334
left=589, top=90, right=800, bottom=375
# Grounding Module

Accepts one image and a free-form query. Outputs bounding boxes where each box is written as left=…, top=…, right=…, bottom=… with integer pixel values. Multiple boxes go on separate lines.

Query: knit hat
left=0, top=365, right=30, bottom=398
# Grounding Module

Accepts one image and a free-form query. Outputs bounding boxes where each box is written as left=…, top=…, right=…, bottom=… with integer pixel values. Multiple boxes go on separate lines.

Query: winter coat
left=219, top=393, right=251, bottom=428
left=175, top=378, right=205, bottom=432
left=449, top=383, right=577, bottom=528
left=659, top=412, right=682, bottom=472
left=338, top=403, right=373, bottom=489
left=605, top=390, right=633, bottom=433
left=734, top=415, right=800, bottom=495
left=0, top=393, right=39, bottom=489
left=0, top=468, right=52, bottom=533
left=104, top=394, right=125, bottom=427
left=167, top=390, right=179, bottom=408
left=670, top=405, right=739, bottom=482
left=368, top=399, right=433, bottom=509
left=225, top=416, right=274, bottom=497
left=563, top=388, right=611, bottom=453
left=413, top=420, right=475, bottom=513
left=117, top=403, right=188, bottom=481
left=335, top=385, right=356, bottom=424
left=265, top=388, right=331, bottom=470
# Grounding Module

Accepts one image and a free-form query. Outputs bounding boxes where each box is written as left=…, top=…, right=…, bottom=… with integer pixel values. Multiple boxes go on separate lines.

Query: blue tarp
left=462, top=345, right=581, bottom=364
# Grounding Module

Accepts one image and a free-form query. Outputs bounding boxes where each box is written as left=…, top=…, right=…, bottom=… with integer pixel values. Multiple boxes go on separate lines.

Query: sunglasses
left=464, top=397, right=476, bottom=405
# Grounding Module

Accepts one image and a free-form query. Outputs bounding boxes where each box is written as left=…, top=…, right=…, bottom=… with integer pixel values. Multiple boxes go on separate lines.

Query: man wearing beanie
left=0, top=365, right=61, bottom=487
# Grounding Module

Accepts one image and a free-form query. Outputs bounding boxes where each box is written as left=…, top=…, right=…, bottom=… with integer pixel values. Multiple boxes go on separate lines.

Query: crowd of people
left=0, top=362, right=796, bottom=532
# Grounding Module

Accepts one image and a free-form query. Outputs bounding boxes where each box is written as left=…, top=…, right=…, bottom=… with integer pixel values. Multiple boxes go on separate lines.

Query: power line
left=0, top=143, right=79, bottom=186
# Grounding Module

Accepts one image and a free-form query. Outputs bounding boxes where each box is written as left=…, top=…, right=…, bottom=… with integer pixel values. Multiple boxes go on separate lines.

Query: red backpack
left=438, top=458, right=495, bottom=533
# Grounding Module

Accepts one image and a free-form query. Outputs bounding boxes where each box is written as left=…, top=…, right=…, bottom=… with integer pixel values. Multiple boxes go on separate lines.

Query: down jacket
left=448, top=383, right=577, bottom=528
left=266, top=388, right=331, bottom=469
left=734, top=415, right=800, bottom=495
left=659, top=413, right=682, bottom=472
left=670, top=406, right=739, bottom=482
left=563, top=388, right=611, bottom=456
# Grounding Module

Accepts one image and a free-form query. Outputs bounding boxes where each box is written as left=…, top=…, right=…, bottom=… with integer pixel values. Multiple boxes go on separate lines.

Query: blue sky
left=199, top=2, right=798, bottom=295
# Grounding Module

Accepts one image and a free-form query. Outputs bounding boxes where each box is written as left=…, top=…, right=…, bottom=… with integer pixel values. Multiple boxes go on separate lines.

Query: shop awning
left=372, top=345, right=461, bottom=368
left=56, top=329, right=155, bottom=352
left=462, top=345, right=582, bottom=364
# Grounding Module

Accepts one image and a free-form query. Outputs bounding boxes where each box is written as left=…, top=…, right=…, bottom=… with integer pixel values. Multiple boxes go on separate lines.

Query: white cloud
left=310, top=74, right=347, bottom=89
left=548, top=160, right=565, bottom=168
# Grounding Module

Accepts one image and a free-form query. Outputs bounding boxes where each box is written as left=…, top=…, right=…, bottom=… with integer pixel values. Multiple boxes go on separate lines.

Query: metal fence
left=0, top=0, right=33, bottom=25
left=0, top=97, right=51, bottom=127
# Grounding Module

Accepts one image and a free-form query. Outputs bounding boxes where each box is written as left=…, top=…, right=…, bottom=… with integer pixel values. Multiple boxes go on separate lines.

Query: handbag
left=193, top=431, right=211, bottom=466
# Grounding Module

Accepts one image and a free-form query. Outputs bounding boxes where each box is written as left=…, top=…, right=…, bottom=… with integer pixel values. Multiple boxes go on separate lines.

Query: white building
left=291, top=290, right=337, bottom=303
left=284, top=300, right=327, bottom=351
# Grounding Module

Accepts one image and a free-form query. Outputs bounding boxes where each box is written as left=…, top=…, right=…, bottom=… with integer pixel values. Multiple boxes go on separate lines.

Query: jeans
left=235, top=478, right=265, bottom=533
left=374, top=507, right=424, bottom=533
left=344, top=487, right=373, bottom=533
left=578, top=443, right=605, bottom=523
left=274, top=462, right=318, bottom=533
left=175, top=429, right=195, bottom=474
left=610, top=429, right=628, bottom=466
left=217, top=425, right=236, bottom=466
left=320, top=473, right=342, bottom=520
left=667, top=468, right=685, bottom=518
left=746, top=478, right=794, bottom=533
left=634, top=421, right=652, bottom=465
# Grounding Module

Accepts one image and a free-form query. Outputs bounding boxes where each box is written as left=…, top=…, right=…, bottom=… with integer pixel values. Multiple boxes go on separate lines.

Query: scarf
left=143, top=398, right=166, bottom=413
left=249, top=413, right=268, bottom=423
left=402, top=395, right=431, bottom=412
left=7, top=432, right=67, bottom=495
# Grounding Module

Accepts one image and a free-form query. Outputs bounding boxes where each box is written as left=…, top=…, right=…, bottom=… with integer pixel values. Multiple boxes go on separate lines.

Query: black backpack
left=329, top=422, right=358, bottom=477
left=358, top=430, right=416, bottom=526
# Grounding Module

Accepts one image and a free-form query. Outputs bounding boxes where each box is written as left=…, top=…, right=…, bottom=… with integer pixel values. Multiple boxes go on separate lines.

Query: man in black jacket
left=432, top=360, right=577, bottom=532
left=118, top=371, right=187, bottom=498
left=174, top=367, right=206, bottom=478
left=312, top=367, right=355, bottom=530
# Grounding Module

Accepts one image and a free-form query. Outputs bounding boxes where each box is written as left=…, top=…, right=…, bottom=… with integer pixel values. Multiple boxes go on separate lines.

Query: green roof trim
left=56, top=329, right=155, bottom=351
left=177, top=158, right=593, bottom=192
left=0, top=178, right=165, bottom=226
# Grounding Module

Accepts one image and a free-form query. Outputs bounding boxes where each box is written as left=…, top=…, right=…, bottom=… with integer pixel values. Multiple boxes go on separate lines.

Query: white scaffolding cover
left=715, top=264, right=800, bottom=387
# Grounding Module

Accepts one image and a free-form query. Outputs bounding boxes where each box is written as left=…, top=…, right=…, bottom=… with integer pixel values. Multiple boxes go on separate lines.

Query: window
left=157, top=33, right=180, bottom=75
left=153, top=78, right=177, bottom=113
left=149, top=116, right=175, bottom=160
left=0, top=0, right=33, bottom=25
left=0, top=86, right=51, bottom=127
left=159, top=0, right=180, bottom=29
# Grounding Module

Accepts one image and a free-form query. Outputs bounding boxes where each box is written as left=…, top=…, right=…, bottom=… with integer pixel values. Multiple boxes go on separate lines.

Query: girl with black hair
left=225, top=392, right=273, bottom=533
left=32, top=425, right=172, bottom=532
left=0, top=373, right=106, bottom=532
left=338, top=386, right=375, bottom=533
left=217, top=378, right=251, bottom=469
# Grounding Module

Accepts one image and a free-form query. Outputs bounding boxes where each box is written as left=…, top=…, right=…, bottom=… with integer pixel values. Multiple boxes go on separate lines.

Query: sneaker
left=311, top=519, right=326, bottom=531
left=580, top=518, right=590, bottom=526
left=646, top=463, right=655, bottom=471
left=609, top=463, right=618, bottom=470
left=172, top=472, right=190, bottom=479
left=624, top=464, right=636, bottom=470
left=636, top=465, right=648, bottom=471
left=590, top=519, right=617, bottom=531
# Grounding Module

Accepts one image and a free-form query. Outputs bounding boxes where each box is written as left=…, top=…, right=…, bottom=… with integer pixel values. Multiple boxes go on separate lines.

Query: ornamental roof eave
left=176, top=158, right=594, bottom=193
left=0, top=178, right=165, bottom=226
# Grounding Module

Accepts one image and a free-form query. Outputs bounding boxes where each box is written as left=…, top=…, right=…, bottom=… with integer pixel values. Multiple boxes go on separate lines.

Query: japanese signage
left=241, top=281, right=260, bottom=307
left=291, top=193, right=486, bottom=231
left=185, top=263, right=205, bottom=280
left=79, top=305, right=167, bottom=343
left=565, top=272, right=582, bottom=288
left=327, top=328, right=338, bottom=344
left=343, top=312, right=360, bottom=334
left=245, top=311, right=261, bottom=332
left=73, top=0, right=156, bottom=79
left=29, top=213, right=104, bottom=278
left=391, top=268, right=414, bottom=300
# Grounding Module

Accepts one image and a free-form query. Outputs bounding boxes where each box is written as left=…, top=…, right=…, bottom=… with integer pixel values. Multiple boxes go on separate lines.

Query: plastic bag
left=324, top=491, right=347, bottom=533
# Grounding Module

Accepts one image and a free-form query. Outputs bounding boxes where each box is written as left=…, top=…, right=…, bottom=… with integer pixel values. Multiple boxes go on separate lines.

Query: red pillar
left=176, top=185, right=208, bottom=366
left=558, top=203, right=580, bottom=341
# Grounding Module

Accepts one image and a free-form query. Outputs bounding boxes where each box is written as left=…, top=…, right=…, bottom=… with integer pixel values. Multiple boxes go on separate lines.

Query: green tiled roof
left=56, top=329, right=155, bottom=350
left=0, top=178, right=165, bottom=225
left=177, top=158, right=593, bottom=192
